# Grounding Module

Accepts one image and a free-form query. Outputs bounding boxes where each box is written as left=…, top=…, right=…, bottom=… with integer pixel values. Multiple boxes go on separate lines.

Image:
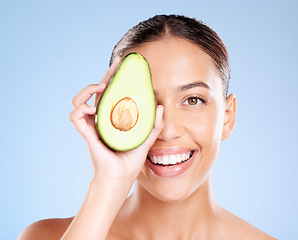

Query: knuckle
left=86, top=84, right=98, bottom=93
left=68, top=111, right=75, bottom=122
left=71, top=97, right=77, bottom=107
left=89, top=83, right=98, bottom=88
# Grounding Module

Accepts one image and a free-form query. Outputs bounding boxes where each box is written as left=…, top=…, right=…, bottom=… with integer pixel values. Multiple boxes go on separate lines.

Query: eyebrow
left=153, top=81, right=211, bottom=96
left=176, top=81, right=211, bottom=92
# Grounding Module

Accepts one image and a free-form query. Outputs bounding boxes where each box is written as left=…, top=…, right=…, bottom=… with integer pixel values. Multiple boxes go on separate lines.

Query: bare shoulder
left=218, top=207, right=277, bottom=240
left=18, top=217, right=74, bottom=240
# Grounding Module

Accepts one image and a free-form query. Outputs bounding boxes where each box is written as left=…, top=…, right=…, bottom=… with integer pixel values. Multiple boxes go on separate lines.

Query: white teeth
left=169, top=155, right=176, bottom=164
left=149, top=151, right=193, bottom=165
left=163, top=155, right=170, bottom=164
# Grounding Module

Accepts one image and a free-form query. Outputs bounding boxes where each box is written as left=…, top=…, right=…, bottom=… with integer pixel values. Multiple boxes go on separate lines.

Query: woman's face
left=128, top=37, right=235, bottom=202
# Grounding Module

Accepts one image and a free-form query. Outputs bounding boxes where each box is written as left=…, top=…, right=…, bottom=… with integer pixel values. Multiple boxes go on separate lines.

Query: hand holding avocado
left=69, top=55, right=164, bottom=183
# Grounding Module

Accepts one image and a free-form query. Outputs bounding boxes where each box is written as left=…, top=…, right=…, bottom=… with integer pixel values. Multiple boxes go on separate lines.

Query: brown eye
left=187, top=97, right=198, bottom=105
left=182, top=96, right=206, bottom=106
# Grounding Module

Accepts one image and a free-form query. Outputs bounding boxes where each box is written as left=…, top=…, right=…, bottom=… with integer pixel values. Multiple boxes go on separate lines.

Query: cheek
left=182, top=106, right=224, bottom=146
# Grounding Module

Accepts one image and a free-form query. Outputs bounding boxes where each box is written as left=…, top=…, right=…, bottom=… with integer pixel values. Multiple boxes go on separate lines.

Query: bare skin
left=18, top=37, right=277, bottom=240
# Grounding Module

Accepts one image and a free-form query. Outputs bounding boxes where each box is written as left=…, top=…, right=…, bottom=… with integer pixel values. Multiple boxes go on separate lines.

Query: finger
left=69, top=103, right=97, bottom=123
left=94, top=56, right=122, bottom=107
left=69, top=103, right=113, bottom=156
left=139, top=105, right=164, bottom=151
left=71, top=84, right=107, bottom=108
left=94, top=89, right=104, bottom=108
left=99, top=56, right=122, bottom=85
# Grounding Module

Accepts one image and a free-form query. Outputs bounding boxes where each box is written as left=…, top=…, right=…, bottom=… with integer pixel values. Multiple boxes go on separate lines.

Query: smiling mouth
left=147, top=150, right=194, bottom=167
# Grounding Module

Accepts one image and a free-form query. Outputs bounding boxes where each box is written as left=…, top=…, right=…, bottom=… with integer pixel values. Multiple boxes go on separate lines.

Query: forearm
left=61, top=178, right=133, bottom=240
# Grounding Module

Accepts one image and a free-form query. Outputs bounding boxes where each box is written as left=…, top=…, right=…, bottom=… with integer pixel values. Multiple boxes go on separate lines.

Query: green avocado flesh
left=96, top=53, right=156, bottom=151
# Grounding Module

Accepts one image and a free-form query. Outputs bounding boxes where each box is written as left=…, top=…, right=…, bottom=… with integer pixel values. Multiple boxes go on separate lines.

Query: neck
left=122, top=174, right=219, bottom=239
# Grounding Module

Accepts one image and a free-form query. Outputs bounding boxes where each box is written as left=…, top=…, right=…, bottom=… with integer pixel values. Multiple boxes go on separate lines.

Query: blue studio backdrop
left=1, top=0, right=297, bottom=239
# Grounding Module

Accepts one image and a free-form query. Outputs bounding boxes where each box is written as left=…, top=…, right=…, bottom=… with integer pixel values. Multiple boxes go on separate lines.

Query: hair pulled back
left=110, top=14, right=230, bottom=97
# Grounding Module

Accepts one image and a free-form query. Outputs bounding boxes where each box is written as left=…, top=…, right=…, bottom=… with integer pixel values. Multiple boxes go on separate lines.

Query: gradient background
left=1, top=0, right=297, bottom=239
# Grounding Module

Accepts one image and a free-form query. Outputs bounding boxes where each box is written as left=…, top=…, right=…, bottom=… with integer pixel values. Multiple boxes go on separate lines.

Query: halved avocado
left=96, top=53, right=155, bottom=151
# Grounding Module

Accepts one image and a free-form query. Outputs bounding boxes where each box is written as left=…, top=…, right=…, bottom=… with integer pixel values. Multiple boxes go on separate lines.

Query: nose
left=157, top=105, right=184, bottom=142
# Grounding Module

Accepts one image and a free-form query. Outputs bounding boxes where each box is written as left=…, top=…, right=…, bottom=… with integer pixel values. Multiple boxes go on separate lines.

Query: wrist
left=90, top=176, right=134, bottom=197
left=61, top=175, right=134, bottom=239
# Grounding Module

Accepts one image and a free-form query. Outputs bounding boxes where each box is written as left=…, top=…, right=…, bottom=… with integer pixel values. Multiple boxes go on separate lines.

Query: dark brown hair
left=110, top=14, right=230, bottom=97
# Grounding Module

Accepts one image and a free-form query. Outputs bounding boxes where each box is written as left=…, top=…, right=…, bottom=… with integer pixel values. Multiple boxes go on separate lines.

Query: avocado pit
left=111, top=97, right=139, bottom=131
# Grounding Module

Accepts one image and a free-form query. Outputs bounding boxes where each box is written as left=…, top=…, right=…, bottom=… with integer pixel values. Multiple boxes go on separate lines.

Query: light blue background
left=1, top=0, right=297, bottom=239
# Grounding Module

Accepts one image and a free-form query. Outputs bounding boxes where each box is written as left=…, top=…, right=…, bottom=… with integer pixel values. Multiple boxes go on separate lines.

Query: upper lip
left=148, top=147, right=196, bottom=156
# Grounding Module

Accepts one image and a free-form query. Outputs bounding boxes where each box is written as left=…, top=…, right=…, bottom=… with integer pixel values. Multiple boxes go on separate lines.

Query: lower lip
left=145, top=152, right=196, bottom=178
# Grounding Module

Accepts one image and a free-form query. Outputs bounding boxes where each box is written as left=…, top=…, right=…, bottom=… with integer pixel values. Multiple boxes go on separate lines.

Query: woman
left=19, top=15, right=276, bottom=239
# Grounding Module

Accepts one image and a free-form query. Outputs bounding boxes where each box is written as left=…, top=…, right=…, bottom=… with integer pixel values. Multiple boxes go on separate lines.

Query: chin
left=137, top=174, right=203, bottom=204
left=136, top=150, right=215, bottom=204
